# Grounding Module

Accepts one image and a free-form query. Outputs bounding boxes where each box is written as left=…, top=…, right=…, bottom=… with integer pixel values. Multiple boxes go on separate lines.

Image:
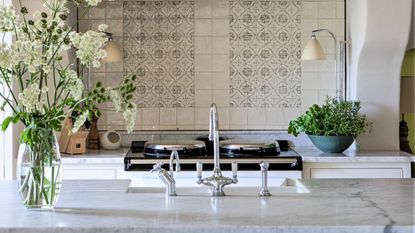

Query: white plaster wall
left=347, top=0, right=413, bottom=150
left=407, top=0, right=415, bottom=49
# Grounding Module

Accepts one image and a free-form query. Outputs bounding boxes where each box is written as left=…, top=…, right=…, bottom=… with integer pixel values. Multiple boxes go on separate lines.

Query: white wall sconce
left=301, top=29, right=349, bottom=100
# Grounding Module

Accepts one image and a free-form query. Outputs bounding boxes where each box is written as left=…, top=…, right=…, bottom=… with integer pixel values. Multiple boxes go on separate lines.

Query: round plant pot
left=307, top=135, right=354, bottom=153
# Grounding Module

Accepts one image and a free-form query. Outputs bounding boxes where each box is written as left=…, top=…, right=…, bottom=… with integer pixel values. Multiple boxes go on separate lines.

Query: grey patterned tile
left=229, top=0, right=302, bottom=108
left=123, top=1, right=195, bottom=108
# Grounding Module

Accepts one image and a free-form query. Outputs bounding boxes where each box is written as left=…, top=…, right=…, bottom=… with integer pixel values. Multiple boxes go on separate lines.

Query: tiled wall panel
left=229, top=0, right=301, bottom=108
left=82, top=0, right=345, bottom=131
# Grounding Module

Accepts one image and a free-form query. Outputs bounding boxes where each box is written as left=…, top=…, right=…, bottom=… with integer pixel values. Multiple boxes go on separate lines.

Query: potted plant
left=288, top=98, right=371, bottom=153
left=0, top=0, right=137, bottom=209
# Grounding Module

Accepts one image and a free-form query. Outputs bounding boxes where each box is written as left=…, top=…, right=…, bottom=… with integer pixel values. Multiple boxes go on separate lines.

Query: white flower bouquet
left=0, top=0, right=137, bottom=209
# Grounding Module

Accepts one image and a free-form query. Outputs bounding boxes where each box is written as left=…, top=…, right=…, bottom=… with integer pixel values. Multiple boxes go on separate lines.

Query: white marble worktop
left=61, top=146, right=415, bottom=164
left=61, top=148, right=127, bottom=164
left=292, top=146, right=415, bottom=163
left=0, top=179, right=414, bottom=233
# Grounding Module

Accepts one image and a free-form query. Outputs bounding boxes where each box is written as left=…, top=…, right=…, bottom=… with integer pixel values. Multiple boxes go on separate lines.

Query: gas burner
left=219, top=140, right=280, bottom=158
left=143, top=140, right=207, bottom=158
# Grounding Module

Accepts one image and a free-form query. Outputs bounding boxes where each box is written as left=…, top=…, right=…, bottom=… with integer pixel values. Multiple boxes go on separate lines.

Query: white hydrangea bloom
left=19, top=83, right=42, bottom=113
left=72, top=111, right=89, bottom=133
left=85, top=0, right=102, bottom=7
left=0, top=43, right=17, bottom=68
left=108, top=89, right=122, bottom=112
left=0, top=6, right=18, bottom=32
left=65, top=70, right=84, bottom=101
left=70, top=30, right=107, bottom=68
left=123, top=104, right=137, bottom=133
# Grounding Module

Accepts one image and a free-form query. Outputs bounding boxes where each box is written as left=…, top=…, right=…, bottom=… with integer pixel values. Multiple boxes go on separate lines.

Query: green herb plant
left=288, top=98, right=372, bottom=137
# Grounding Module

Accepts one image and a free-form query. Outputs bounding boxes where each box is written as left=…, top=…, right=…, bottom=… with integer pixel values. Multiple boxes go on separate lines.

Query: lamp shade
left=301, top=36, right=326, bottom=60
left=102, top=41, right=123, bottom=63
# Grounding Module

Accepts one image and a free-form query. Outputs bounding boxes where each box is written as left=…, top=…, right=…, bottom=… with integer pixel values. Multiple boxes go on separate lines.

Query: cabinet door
left=303, top=162, right=411, bottom=179
left=309, top=168, right=404, bottom=178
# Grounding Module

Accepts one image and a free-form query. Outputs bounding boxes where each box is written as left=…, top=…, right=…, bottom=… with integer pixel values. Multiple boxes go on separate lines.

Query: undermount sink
left=126, top=179, right=309, bottom=196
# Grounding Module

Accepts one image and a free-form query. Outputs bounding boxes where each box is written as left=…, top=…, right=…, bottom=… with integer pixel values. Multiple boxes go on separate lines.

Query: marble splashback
left=79, top=0, right=345, bottom=131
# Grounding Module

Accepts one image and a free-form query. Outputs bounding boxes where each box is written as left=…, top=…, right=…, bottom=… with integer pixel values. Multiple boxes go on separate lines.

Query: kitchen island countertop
left=0, top=179, right=414, bottom=233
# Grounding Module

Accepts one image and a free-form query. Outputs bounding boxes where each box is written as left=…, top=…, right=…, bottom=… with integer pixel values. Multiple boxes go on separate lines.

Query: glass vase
left=16, top=128, right=62, bottom=210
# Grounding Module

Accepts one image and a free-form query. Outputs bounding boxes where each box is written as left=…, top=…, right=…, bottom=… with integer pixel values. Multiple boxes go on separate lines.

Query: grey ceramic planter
left=307, top=135, right=354, bottom=153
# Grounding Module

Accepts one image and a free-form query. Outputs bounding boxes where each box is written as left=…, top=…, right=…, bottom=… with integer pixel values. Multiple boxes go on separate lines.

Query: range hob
left=124, top=140, right=302, bottom=172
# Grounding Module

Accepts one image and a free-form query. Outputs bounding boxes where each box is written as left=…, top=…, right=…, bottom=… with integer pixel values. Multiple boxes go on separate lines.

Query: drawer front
left=62, top=169, right=118, bottom=180
left=310, top=168, right=403, bottom=179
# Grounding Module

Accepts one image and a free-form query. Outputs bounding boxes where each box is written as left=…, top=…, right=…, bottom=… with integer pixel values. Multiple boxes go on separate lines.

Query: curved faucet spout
left=198, top=103, right=238, bottom=196
left=209, top=103, right=220, bottom=170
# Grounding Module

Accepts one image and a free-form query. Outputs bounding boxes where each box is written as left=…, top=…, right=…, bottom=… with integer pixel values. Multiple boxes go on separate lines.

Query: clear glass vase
left=16, top=129, right=62, bottom=210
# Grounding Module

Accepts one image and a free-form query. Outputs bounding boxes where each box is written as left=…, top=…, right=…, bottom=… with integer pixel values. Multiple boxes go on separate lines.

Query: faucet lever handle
left=151, top=162, right=164, bottom=173
left=231, top=162, right=238, bottom=180
left=196, top=162, right=203, bottom=179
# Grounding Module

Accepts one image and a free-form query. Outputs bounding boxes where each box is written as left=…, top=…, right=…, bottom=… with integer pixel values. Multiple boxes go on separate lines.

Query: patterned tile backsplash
left=123, top=1, right=195, bottom=108
left=229, top=0, right=301, bottom=108
left=81, top=0, right=345, bottom=131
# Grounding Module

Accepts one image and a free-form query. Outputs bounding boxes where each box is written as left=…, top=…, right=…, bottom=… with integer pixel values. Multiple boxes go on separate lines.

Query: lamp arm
left=311, top=29, right=342, bottom=100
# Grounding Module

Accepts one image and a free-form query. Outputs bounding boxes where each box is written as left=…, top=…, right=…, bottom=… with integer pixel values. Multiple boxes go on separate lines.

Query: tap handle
left=151, top=162, right=164, bottom=173
left=232, top=162, right=238, bottom=179
left=196, top=162, right=203, bottom=179
left=260, top=161, right=269, bottom=171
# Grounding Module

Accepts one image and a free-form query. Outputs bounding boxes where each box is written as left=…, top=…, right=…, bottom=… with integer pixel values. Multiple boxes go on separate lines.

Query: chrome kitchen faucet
left=197, top=103, right=238, bottom=196
left=150, top=150, right=181, bottom=196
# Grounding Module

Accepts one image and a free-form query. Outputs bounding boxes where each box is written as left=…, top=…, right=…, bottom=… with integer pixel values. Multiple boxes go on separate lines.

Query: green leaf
left=1, top=116, right=13, bottom=131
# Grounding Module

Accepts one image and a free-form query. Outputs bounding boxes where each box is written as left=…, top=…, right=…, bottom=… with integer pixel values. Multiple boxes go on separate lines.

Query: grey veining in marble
left=0, top=179, right=414, bottom=233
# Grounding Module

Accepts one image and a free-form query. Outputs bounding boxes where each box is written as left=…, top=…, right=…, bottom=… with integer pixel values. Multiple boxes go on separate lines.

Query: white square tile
left=337, top=1, right=345, bottom=19
left=301, top=72, right=320, bottom=90
left=195, top=36, right=212, bottom=54
left=212, top=54, right=229, bottom=72
left=195, top=54, right=212, bottom=72
left=212, top=19, right=228, bottom=36
left=195, top=107, right=210, bottom=125
left=230, top=108, right=247, bottom=125
left=142, top=125, right=160, bottom=130
left=212, top=36, right=229, bottom=54
left=265, top=108, right=284, bottom=126
left=142, top=108, right=160, bottom=125
left=106, top=2, right=123, bottom=19
left=318, top=20, right=337, bottom=38
left=195, top=19, right=211, bottom=36
left=248, top=108, right=266, bottom=126
left=195, top=90, right=212, bottom=107
left=218, top=107, right=229, bottom=128
left=283, top=108, right=301, bottom=125
left=319, top=1, right=337, bottom=19
left=302, top=2, right=318, bottom=19
left=106, top=20, right=123, bottom=36
left=134, top=108, right=142, bottom=130
left=212, top=90, right=229, bottom=107
left=301, top=90, right=319, bottom=108
left=195, top=77, right=212, bottom=90
left=195, top=0, right=211, bottom=18
left=107, top=111, right=124, bottom=125
left=212, top=0, right=229, bottom=18
left=89, top=4, right=105, bottom=19
left=319, top=72, right=337, bottom=90
left=211, top=72, right=230, bottom=89
left=160, top=108, right=177, bottom=125
left=159, top=125, right=178, bottom=130
left=177, top=108, right=195, bottom=125
left=177, top=125, right=195, bottom=130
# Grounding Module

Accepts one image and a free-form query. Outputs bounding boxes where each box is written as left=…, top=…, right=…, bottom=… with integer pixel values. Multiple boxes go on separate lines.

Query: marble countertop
left=0, top=179, right=414, bottom=233
left=61, top=147, right=415, bottom=164
left=292, top=147, right=415, bottom=163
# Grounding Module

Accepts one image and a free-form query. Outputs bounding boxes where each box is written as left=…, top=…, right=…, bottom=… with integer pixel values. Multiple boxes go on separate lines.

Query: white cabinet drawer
left=309, top=168, right=403, bottom=178
left=62, top=168, right=118, bottom=180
